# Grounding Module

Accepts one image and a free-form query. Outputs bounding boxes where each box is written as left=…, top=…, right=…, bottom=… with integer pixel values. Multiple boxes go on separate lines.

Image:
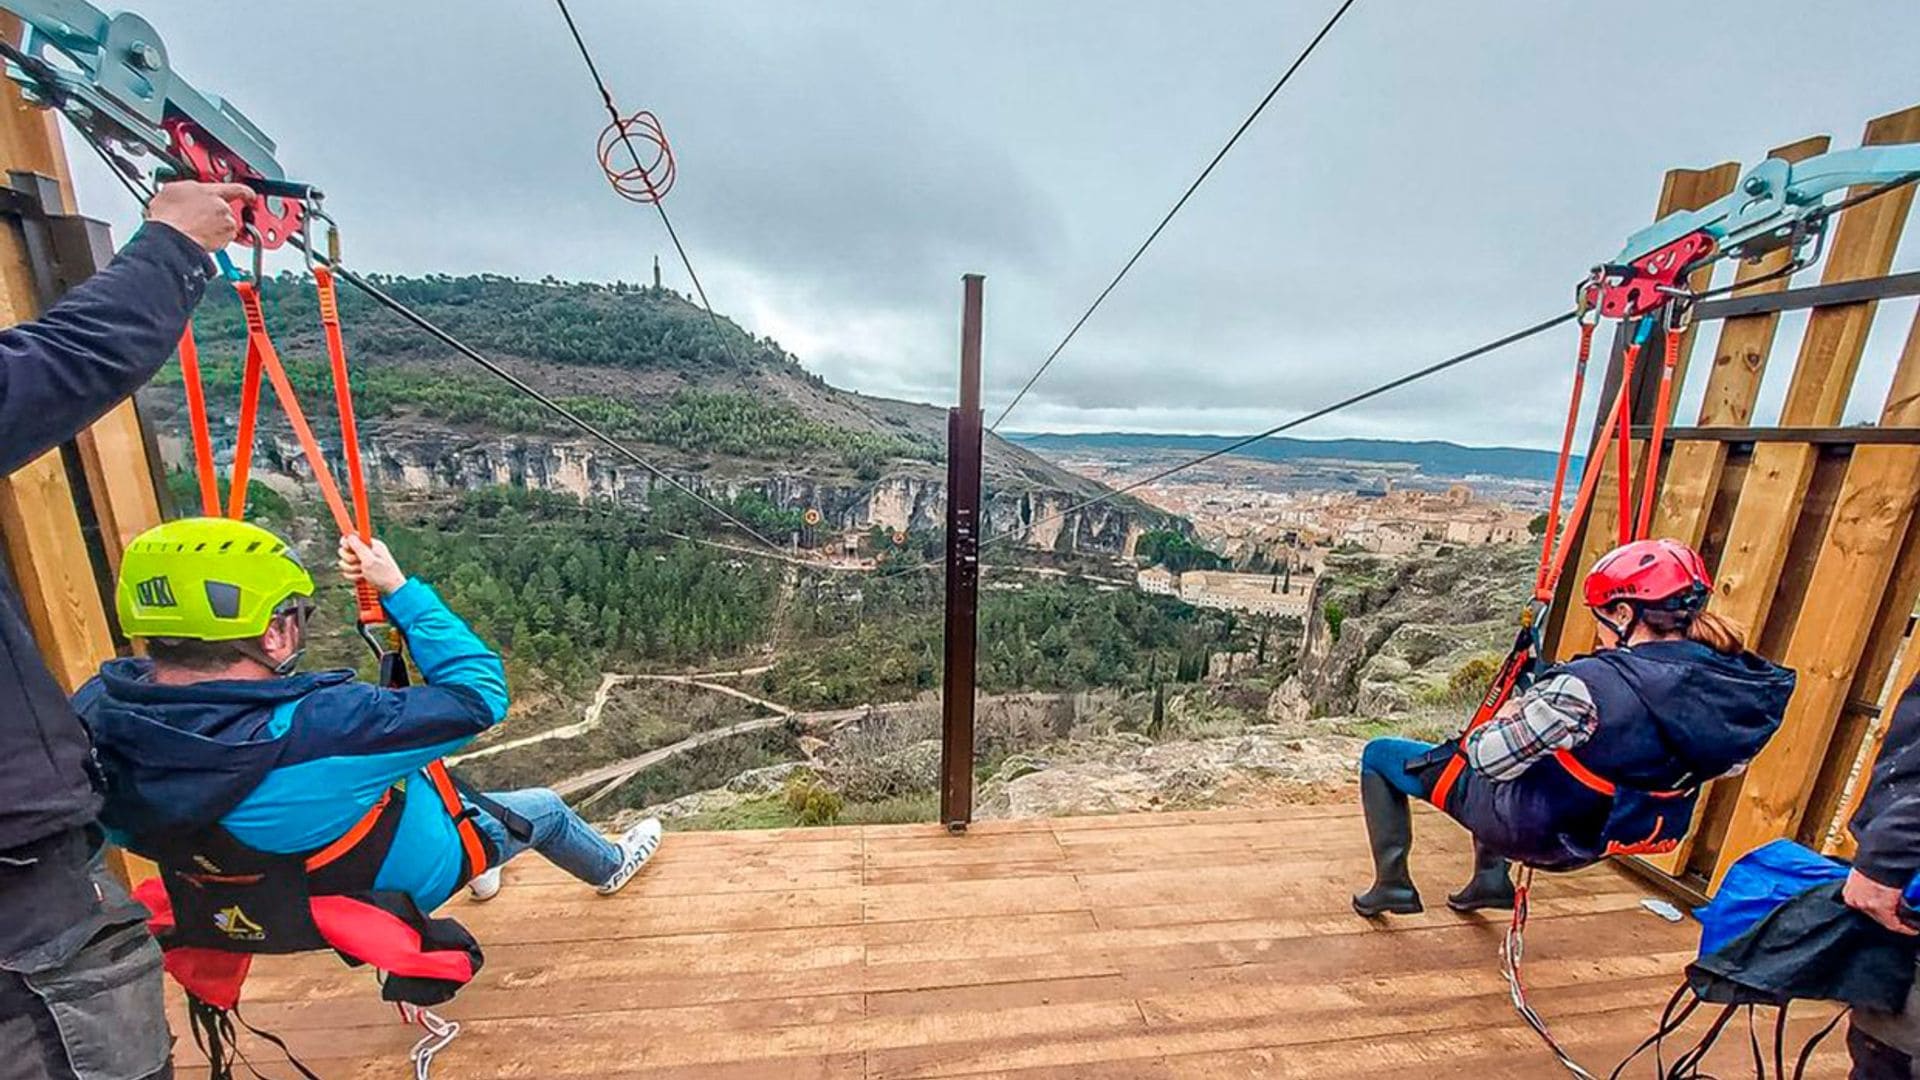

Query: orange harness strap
left=424, top=760, right=493, bottom=880
left=222, top=281, right=357, bottom=537
left=175, top=325, right=222, bottom=516
left=313, top=266, right=383, bottom=625
left=305, top=789, right=393, bottom=874
left=1634, top=326, right=1685, bottom=539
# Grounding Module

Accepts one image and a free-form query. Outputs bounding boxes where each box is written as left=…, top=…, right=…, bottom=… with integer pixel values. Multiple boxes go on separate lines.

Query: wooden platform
left=176, top=804, right=1851, bottom=1078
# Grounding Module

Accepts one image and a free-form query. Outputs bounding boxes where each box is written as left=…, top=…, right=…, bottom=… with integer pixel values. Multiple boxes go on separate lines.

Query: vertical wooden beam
left=1711, top=293, right=1920, bottom=887
left=1652, top=136, right=1831, bottom=547
left=1552, top=162, right=1739, bottom=659
left=940, top=274, right=984, bottom=830
left=0, top=33, right=115, bottom=691
left=1801, top=513, right=1920, bottom=849
left=1821, top=303, right=1920, bottom=858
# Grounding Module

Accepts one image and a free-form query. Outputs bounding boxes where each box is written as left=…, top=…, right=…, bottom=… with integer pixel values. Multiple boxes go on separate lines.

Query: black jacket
left=1852, top=674, right=1920, bottom=890
left=0, top=221, right=211, bottom=859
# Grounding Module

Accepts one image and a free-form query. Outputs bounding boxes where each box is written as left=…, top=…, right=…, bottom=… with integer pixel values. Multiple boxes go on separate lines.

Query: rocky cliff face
left=1296, top=543, right=1533, bottom=724
left=149, top=410, right=1160, bottom=557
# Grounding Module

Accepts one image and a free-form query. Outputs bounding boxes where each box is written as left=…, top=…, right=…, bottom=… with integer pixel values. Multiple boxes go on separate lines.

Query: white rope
left=1504, top=867, right=1601, bottom=1079
left=396, top=1003, right=462, bottom=1080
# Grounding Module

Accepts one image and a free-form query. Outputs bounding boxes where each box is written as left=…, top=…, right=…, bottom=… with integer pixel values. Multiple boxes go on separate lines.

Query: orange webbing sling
left=1425, top=312, right=1674, bottom=813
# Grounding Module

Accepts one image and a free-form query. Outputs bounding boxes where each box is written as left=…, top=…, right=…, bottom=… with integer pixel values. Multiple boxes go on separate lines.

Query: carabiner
left=1574, top=273, right=1603, bottom=324
left=1662, top=295, right=1693, bottom=335
left=299, top=197, right=316, bottom=273
left=239, top=222, right=266, bottom=282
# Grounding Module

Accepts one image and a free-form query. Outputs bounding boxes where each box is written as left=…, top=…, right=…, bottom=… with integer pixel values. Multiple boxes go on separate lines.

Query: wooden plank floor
left=174, top=805, right=1851, bottom=1078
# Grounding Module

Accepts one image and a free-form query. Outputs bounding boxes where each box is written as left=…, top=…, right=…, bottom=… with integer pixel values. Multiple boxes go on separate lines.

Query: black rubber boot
left=1352, top=770, right=1422, bottom=917
left=1446, top=840, right=1515, bottom=913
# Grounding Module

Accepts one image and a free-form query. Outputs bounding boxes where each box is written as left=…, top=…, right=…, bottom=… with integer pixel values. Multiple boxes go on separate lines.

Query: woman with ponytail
left=1352, top=538, right=1796, bottom=918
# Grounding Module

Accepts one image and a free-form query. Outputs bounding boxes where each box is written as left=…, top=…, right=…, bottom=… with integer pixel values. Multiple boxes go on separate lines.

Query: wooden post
left=940, top=274, right=984, bottom=830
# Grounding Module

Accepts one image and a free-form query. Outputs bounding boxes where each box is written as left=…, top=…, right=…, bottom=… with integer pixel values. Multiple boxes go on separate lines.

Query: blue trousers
left=1361, top=737, right=1442, bottom=801
left=468, top=787, right=622, bottom=886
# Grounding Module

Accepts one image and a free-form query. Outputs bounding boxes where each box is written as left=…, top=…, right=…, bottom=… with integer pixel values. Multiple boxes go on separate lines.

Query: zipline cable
left=93, top=163, right=794, bottom=557
left=874, top=307, right=1576, bottom=582
left=913, top=166, right=1920, bottom=583
left=552, top=0, right=750, bottom=370
left=988, top=0, right=1360, bottom=433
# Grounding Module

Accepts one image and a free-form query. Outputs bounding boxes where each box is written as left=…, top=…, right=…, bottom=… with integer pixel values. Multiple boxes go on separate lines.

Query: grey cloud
left=64, top=1, right=1920, bottom=451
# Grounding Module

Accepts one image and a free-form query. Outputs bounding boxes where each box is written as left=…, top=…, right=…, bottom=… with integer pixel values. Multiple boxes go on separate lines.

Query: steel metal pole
left=940, top=274, right=984, bottom=830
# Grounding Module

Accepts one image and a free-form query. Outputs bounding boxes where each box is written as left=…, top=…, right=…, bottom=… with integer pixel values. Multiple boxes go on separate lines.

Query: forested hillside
left=153, top=271, right=1168, bottom=548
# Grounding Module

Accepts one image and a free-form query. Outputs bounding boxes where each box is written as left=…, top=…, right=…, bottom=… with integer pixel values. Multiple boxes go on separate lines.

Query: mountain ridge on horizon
left=1005, top=431, right=1575, bottom=484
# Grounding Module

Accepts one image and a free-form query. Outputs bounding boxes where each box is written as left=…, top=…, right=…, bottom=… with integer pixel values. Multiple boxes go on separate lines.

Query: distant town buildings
left=1136, top=480, right=1535, bottom=566
left=1137, top=566, right=1316, bottom=619
left=1137, top=566, right=1178, bottom=596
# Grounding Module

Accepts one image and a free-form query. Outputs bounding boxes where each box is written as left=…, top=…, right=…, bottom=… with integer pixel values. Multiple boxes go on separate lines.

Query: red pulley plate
left=1594, top=231, right=1715, bottom=319
left=162, top=116, right=304, bottom=250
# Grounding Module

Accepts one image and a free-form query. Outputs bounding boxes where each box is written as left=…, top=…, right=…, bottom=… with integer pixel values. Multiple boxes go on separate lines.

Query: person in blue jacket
left=75, top=518, right=663, bottom=933
left=1352, top=539, right=1794, bottom=918
left=0, top=180, right=252, bottom=1080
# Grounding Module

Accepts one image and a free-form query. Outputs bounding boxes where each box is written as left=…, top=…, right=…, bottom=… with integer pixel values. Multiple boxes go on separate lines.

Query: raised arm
left=0, top=181, right=246, bottom=474
left=342, top=534, right=509, bottom=722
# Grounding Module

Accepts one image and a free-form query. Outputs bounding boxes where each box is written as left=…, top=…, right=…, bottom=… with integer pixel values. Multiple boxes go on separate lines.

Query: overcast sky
left=67, top=1, right=1920, bottom=450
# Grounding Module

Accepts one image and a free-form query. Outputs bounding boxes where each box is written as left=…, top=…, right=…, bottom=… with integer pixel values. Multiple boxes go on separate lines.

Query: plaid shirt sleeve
left=1464, top=672, right=1599, bottom=782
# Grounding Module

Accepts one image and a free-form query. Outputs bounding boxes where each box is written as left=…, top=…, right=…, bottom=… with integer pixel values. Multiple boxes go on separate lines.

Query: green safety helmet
left=116, top=517, right=315, bottom=642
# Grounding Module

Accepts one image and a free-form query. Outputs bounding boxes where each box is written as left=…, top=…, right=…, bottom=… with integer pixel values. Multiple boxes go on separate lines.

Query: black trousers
left=1855, top=1023, right=1917, bottom=1080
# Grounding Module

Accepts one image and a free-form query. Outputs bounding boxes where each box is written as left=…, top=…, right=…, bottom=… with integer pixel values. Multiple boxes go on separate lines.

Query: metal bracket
left=0, top=0, right=312, bottom=246
left=1615, top=143, right=1920, bottom=267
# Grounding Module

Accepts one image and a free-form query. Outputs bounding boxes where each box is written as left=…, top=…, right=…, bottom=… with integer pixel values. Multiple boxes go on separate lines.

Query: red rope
left=225, top=309, right=266, bottom=520
left=1613, top=341, right=1641, bottom=546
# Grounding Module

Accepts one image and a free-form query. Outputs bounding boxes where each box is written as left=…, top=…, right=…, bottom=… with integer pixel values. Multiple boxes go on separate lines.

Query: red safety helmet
left=1584, top=538, right=1712, bottom=612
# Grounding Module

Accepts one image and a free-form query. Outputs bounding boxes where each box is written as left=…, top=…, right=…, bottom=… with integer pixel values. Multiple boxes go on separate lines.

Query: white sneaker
left=595, top=818, right=663, bottom=896
left=468, top=867, right=502, bottom=903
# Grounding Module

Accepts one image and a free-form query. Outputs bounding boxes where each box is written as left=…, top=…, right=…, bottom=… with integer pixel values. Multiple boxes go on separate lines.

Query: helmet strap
left=1593, top=603, right=1640, bottom=648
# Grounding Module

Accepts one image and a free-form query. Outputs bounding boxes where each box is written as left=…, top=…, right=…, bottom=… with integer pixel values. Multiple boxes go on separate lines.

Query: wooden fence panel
left=1822, top=306, right=1920, bottom=858
left=1711, top=289, right=1920, bottom=885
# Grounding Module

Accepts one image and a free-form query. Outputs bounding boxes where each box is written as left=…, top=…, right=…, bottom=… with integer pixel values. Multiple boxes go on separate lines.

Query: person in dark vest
left=0, top=180, right=251, bottom=1080
left=1844, top=673, right=1920, bottom=1078
left=1351, top=538, right=1795, bottom=918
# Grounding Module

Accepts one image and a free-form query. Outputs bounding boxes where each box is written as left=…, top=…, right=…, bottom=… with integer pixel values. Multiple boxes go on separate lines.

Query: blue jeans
left=1361, top=737, right=1441, bottom=801
left=468, top=788, right=621, bottom=887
